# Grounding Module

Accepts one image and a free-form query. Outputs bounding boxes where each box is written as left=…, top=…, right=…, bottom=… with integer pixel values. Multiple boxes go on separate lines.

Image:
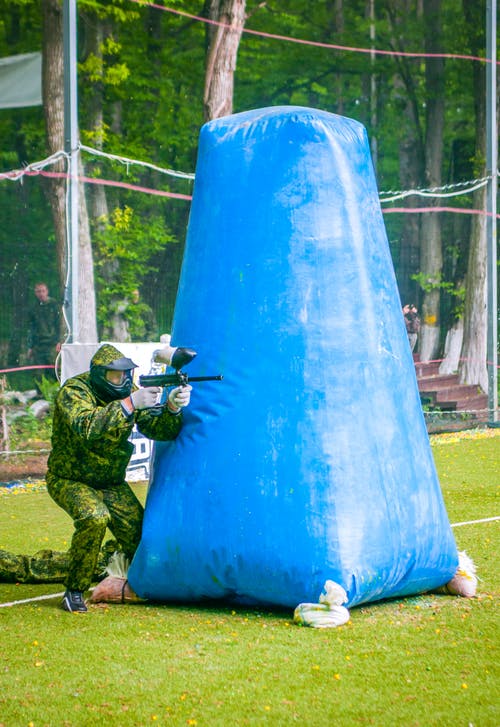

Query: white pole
left=63, top=0, right=79, bottom=342
left=486, top=0, right=498, bottom=425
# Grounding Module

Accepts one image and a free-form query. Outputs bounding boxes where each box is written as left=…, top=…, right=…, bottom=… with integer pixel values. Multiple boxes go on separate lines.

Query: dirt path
left=0, top=453, right=48, bottom=482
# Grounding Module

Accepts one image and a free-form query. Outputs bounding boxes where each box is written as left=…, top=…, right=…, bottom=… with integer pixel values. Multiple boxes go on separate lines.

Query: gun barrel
left=139, top=373, right=223, bottom=387
left=188, top=375, right=224, bottom=382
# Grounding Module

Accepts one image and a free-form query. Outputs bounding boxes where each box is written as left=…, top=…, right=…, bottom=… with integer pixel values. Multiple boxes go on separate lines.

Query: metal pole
left=486, top=0, right=498, bottom=425
left=369, top=0, right=377, bottom=170
left=63, top=0, right=79, bottom=342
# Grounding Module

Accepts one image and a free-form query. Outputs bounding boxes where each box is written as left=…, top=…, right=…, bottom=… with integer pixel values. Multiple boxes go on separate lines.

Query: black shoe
left=61, top=590, right=88, bottom=613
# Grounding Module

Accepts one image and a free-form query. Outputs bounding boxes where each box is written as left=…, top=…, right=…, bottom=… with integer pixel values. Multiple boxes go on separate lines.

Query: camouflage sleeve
left=57, top=378, right=134, bottom=447
left=134, top=406, right=183, bottom=441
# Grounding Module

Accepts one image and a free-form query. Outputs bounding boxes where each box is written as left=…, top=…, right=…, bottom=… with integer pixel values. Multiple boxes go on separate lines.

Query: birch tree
left=41, top=0, right=97, bottom=343
left=418, top=0, right=445, bottom=361
left=203, top=0, right=247, bottom=122
left=458, top=0, right=488, bottom=393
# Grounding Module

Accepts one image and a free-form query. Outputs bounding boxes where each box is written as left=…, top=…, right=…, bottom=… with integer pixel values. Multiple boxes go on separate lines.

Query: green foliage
left=6, top=411, right=52, bottom=450
left=1, top=375, right=57, bottom=449
left=412, top=271, right=459, bottom=294
left=93, top=205, right=175, bottom=332
left=449, top=282, right=466, bottom=319
left=78, top=0, right=141, bottom=24
left=35, top=376, right=59, bottom=406
left=79, top=42, right=130, bottom=86
left=412, top=272, right=466, bottom=321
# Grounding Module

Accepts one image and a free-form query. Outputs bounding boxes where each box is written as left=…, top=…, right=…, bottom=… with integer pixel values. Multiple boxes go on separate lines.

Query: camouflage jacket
left=47, top=373, right=182, bottom=487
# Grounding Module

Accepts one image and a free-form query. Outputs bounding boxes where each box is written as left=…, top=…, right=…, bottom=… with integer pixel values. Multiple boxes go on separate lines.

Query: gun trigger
left=149, top=404, right=165, bottom=417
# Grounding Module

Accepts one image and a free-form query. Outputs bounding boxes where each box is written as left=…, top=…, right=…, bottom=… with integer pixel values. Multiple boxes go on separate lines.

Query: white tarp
left=0, top=52, right=42, bottom=109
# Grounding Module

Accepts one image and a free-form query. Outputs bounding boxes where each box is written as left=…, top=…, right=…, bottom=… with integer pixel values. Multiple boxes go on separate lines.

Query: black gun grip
left=148, top=404, right=166, bottom=417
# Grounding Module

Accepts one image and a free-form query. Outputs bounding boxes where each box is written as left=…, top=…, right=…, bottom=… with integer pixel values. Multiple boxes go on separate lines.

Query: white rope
left=0, top=449, right=49, bottom=456
left=424, top=410, right=493, bottom=419
left=1, top=147, right=496, bottom=200
left=379, top=177, right=491, bottom=203
left=0, top=150, right=69, bottom=181
left=79, top=143, right=195, bottom=180
left=378, top=173, right=496, bottom=199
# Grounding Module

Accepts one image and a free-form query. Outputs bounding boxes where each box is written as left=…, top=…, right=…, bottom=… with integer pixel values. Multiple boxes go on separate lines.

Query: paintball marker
left=139, top=346, right=223, bottom=393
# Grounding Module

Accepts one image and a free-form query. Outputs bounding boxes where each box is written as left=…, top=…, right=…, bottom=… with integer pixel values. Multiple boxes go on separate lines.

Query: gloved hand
left=130, top=387, right=161, bottom=410
left=167, top=385, right=192, bottom=412
left=154, top=345, right=197, bottom=369
left=153, top=344, right=176, bottom=366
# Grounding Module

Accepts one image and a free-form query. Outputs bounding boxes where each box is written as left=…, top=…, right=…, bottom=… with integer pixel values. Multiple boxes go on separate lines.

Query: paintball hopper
left=154, top=345, right=197, bottom=370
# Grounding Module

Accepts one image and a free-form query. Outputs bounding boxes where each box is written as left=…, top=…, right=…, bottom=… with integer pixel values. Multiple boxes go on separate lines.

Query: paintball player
left=46, top=343, right=191, bottom=613
left=126, top=288, right=158, bottom=342
left=27, top=281, right=63, bottom=379
left=402, top=303, right=421, bottom=352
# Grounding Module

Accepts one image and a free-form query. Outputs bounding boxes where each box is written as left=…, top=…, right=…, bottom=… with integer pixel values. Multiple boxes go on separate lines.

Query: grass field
left=0, top=430, right=498, bottom=726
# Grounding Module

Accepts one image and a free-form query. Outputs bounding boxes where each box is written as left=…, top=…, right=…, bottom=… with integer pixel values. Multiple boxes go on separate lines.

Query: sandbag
left=435, top=551, right=477, bottom=598
left=294, top=580, right=350, bottom=628
left=89, top=577, right=145, bottom=604
left=89, top=553, right=146, bottom=604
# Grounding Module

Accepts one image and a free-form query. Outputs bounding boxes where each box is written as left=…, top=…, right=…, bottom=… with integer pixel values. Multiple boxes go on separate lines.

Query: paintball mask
left=90, top=344, right=137, bottom=402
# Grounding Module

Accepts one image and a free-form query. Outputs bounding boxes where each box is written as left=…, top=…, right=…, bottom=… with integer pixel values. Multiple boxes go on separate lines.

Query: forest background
left=0, top=0, right=496, bottom=394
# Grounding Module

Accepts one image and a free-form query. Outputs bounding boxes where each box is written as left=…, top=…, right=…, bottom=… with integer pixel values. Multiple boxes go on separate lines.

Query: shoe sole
left=61, top=596, right=88, bottom=613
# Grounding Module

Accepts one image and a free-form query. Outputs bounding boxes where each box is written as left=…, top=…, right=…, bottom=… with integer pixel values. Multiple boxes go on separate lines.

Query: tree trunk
left=439, top=317, right=463, bottom=375
left=41, top=0, right=67, bottom=291
left=459, top=190, right=488, bottom=393
left=364, top=0, right=377, bottom=168
left=396, top=128, right=422, bottom=306
left=41, top=0, right=97, bottom=344
left=77, top=158, right=98, bottom=343
left=388, top=2, right=424, bottom=309
left=332, top=0, right=345, bottom=116
left=459, top=0, right=488, bottom=393
left=418, top=0, right=444, bottom=362
left=203, top=0, right=246, bottom=122
left=83, top=15, right=109, bottom=224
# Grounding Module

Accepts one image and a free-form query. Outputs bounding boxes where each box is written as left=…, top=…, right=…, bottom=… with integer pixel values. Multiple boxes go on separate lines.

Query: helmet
left=89, top=344, right=137, bottom=402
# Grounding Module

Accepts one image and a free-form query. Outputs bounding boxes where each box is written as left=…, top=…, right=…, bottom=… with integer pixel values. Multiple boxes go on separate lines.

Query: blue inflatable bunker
left=128, top=106, right=458, bottom=608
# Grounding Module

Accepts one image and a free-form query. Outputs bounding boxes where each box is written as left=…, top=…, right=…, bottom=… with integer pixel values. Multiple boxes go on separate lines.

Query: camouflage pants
left=0, top=539, right=119, bottom=584
left=31, top=344, right=58, bottom=381
left=46, top=474, right=144, bottom=592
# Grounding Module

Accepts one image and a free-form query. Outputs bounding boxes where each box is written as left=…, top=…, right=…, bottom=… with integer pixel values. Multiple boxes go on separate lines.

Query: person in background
left=27, top=282, right=62, bottom=375
left=125, top=288, right=158, bottom=342
left=46, top=343, right=191, bottom=613
left=403, top=303, right=420, bottom=352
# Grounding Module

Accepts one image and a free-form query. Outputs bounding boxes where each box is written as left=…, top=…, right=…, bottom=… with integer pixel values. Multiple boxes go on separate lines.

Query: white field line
left=451, top=515, right=500, bottom=527
left=0, top=587, right=95, bottom=609
left=0, top=590, right=65, bottom=608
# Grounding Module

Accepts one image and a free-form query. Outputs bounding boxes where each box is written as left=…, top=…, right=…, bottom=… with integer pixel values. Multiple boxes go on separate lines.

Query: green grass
left=0, top=433, right=498, bottom=726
